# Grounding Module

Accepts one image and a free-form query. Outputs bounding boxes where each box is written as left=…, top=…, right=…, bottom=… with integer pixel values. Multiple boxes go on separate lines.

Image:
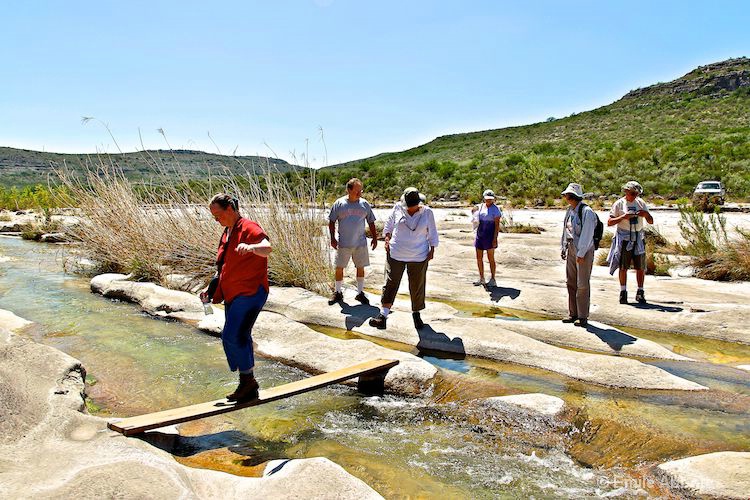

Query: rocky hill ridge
left=622, top=57, right=750, bottom=100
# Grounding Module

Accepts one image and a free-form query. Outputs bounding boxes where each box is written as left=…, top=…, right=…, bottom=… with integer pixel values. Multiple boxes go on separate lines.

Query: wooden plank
left=108, top=358, right=399, bottom=436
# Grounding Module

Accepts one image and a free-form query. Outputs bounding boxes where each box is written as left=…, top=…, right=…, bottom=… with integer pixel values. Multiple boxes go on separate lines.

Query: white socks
left=357, top=277, right=365, bottom=293
left=335, top=281, right=343, bottom=292
left=620, top=285, right=627, bottom=291
left=638, top=287, right=644, bottom=291
left=381, top=307, right=390, bottom=317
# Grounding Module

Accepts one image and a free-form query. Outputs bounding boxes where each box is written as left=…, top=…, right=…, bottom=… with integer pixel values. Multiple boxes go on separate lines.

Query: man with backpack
left=606, top=181, right=654, bottom=304
left=560, top=183, right=600, bottom=327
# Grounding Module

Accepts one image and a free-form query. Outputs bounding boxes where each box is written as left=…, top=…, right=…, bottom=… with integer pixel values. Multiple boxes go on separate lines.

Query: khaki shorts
left=335, top=246, right=370, bottom=269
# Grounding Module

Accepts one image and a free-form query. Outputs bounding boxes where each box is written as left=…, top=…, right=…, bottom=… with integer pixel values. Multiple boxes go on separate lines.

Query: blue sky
left=0, top=1, right=747, bottom=167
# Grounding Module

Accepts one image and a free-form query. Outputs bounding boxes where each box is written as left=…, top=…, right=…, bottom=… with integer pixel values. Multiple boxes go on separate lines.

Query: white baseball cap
left=483, top=189, right=496, bottom=200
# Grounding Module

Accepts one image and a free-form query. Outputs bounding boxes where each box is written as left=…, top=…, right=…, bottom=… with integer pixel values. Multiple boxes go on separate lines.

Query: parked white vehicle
left=693, top=181, right=725, bottom=205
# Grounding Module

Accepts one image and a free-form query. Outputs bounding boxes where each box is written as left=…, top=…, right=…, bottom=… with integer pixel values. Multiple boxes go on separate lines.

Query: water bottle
left=203, top=302, right=213, bottom=315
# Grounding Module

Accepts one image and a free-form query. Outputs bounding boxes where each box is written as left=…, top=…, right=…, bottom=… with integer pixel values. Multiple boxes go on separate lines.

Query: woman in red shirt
left=200, top=194, right=272, bottom=403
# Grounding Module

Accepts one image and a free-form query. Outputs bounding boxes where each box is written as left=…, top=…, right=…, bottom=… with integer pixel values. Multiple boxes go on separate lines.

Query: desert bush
left=691, top=193, right=722, bottom=212
left=600, top=231, right=614, bottom=248
left=677, top=203, right=750, bottom=280
left=677, top=203, right=727, bottom=258
left=56, top=157, right=332, bottom=294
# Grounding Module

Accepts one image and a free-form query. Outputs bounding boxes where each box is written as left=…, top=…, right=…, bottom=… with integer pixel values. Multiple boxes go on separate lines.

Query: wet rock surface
left=93, top=274, right=437, bottom=397
left=0, top=311, right=382, bottom=499
left=264, top=287, right=707, bottom=391
left=90, top=275, right=706, bottom=390
left=657, top=451, right=750, bottom=499
left=363, top=208, right=750, bottom=345
left=482, top=393, right=566, bottom=417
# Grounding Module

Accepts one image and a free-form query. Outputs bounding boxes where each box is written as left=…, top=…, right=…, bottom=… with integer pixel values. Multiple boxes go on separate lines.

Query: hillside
left=0, top=148, right=297, bottom=187
left=320, top=57, right=750, bottom=203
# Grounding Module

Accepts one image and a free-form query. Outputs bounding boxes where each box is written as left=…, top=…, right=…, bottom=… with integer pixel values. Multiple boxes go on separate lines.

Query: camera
left=628, top=208, right=638, bottom=224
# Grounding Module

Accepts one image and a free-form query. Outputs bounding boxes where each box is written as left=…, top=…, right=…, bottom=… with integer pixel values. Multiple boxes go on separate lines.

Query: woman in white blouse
left=369, top=187, right=439, bottom=331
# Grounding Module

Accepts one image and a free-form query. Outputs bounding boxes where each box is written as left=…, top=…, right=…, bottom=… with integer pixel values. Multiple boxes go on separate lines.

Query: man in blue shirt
left=328, top=178, right=378, bottom=304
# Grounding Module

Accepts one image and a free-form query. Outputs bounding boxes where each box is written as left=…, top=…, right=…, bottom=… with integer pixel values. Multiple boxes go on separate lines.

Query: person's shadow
left=486, top=285, right=521, bottom=302
left=336, top=300, right=380, bottom=330
left=415, top=323, right=466, bottom=358
left=584, top=323, right=638, bottom=351
left=627, top=302, right=683, bottom=313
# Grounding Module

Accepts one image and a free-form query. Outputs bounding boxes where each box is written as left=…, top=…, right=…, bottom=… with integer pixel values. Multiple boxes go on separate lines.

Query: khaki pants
left=381, top=255, right=428, bottom=311
left=566, top=242, right=594, bottom=319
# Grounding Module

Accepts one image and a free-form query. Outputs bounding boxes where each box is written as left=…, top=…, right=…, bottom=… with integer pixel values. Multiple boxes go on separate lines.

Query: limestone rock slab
left=657, top=451, right=750, bottom=499
left=91, top=275, right=436, bottom=397
left=482, top=393, right=566, bottom=417
left=264, top=287, right=707, bottom=391
left=0, top=322, right=382, bottom=499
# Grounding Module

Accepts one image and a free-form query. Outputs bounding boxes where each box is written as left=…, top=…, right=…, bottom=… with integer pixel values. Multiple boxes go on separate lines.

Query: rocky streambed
left=2, top=214, right=750, bottom=497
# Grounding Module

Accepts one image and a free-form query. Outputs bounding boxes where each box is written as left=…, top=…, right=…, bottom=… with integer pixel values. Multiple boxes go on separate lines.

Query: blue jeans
left=222, top=285, right=268, bottom=372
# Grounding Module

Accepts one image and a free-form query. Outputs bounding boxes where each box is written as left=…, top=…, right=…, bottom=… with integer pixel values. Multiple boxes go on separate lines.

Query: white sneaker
left=473, top=278, right=486, bottom=286
left=486, top=278, right=496, bottom=287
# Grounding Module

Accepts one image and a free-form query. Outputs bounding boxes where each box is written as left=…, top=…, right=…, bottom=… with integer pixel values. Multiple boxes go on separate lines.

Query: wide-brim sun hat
left=622, top=181, right=643, bottom=195
left=400, top=187, right=425, bottom=207
left=560, top=183, right=584, bottom=198
left=483, top=189, right=496, bottom=200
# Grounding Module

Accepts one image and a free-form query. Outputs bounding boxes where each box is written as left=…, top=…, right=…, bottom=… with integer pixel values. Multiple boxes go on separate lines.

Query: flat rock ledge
left=481, top=393, right=566, bottom=418
left=91, top=274, right=437, bottom=397
left=501, top=319, right=692, bottom=361
left=0, top=309, right=32, bottom=331
left=91, top=273, right=206, bottom=321
left=656, top=452, right=750, bottom=499
left=264, top=287, right=707, bottom=392
left=0, top=313, right=382, bottom=500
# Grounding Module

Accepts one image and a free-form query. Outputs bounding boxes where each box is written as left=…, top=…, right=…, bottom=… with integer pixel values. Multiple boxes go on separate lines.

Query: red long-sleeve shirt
left=213, top=218, right=269, bottom=305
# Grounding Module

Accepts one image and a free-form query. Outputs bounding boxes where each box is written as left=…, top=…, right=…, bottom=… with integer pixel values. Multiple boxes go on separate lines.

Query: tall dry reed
left=677, top=203, right=750, bottom=281
left=55, top=155, right=332, bottom=294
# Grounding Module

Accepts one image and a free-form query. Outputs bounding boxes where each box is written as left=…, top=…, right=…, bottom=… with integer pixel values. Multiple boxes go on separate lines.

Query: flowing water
left=1, top=236, right=748, bottom=498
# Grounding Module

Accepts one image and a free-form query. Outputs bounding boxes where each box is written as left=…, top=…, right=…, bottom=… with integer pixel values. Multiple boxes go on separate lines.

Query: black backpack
left=578, top=203, right=604, bottom=250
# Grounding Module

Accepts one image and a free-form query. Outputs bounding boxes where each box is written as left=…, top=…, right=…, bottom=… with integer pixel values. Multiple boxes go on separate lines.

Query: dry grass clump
left=678, top=204, right=750, bottom=281
left=498, top=206, right=545, bottom=234
left=55, top=157, right=332, bottom=294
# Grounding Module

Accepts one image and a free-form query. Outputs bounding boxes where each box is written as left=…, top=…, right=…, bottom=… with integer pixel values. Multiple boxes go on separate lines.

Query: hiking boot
left=486, top=278, right=497, bottom=287
left=412, top=312, right=424, bottom=330
left=635, top=289, right=646, bottom=304
left=328, top=291, right=344, bottom=305
left=369, top=314, right=387, bottom=329
left=562, top=316, right=578, bottom=323
left=619, top=291, right=628, bottom=304
left=355, top=292, right=369, bottom=305
left=227, top=373, right=260, bottom=403
left=574, top=318, right=588, bottom=328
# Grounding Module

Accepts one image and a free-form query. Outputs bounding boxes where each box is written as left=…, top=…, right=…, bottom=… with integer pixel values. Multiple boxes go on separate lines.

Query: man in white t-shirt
left=606, top=181, right=654, bottom=304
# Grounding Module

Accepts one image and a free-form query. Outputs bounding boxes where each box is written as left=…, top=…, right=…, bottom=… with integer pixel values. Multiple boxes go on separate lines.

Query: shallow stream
left=1, top=236, right=748, bottom=499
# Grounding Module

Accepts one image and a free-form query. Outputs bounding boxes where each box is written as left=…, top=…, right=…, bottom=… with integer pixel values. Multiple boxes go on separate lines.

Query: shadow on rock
left=487, top=285, right=521, bottom=302
left=585, top=324, right=638, bottom=351
left=416, top=324, right=466, bottom=358
left=335, top=301, right=380, bottom=330
left=628, top=302, right=684, bottom=313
